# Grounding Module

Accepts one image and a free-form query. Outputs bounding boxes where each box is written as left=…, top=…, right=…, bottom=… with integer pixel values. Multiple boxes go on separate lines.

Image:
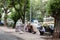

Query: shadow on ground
left=40, top=35, right=60, bottom=40
left=40, top=35, right=53, bottom=40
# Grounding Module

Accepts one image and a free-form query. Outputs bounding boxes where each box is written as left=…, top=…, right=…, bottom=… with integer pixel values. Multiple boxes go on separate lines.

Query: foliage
left=10, top=0, right=30, bottom=24
left=10, top=8, right=20, bottom=23
left=0, top=0, right=12, bottom=26
left=0, top=8, right=3, bottom=20
left=10, top=8, right=20, bottom=28
left=46, top=0, right=60, bottom=17
left=30, top=0, right=47, bottom=21
left=0, top=0, right=30, bottom=27
left=7, top=18, right=14, bottom=27
left=31, top=0, right=41, bottom=19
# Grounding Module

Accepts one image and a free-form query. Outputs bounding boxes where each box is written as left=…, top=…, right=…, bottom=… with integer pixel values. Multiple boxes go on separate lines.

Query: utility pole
left=30, top=0, right=31, bottom=22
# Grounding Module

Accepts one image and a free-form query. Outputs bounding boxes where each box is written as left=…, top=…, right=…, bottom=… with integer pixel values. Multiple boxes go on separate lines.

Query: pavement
left=0, top=28, right=24, bottom=40
left=0, top=26, right=53, bottom=40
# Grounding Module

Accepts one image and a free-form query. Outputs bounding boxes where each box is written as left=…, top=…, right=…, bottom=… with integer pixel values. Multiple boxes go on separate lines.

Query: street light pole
left=30, top=0, right=31, bottom=22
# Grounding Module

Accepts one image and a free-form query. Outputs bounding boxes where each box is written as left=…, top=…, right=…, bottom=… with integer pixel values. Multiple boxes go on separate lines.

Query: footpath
left=0, top=26, right=52, bottom=40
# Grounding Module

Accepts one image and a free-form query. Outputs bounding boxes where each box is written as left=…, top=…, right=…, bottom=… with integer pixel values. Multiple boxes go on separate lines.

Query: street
left=0, top=27, right=53, bottom=40
left=0, top=29, right=24, bottom=40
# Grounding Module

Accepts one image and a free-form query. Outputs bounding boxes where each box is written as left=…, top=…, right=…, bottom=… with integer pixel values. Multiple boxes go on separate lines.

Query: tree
left=0, top=0, right=11, bottom=26
left=0, top=8, right=3, bottom=23
left=30, top=0, right=47, bottom=21
left=30, top=0, right=42, bottom=21
left=0, top=0, right=30, bottom=27
left=9, top=0, right=30, bottom=28
left=10, top=8, right=20, bottom=28
left=10, top=0, right=30, bottom=24
left=46, top=0, right=60, bottom=38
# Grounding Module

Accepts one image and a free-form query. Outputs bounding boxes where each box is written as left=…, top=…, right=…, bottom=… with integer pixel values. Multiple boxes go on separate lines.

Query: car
left=0, top=21, right=4, bottom=25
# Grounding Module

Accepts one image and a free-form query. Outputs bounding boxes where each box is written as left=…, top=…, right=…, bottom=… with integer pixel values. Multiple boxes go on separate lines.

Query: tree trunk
left=22, top=0, right=27, bottom=24
left=22, top=17, right=25, bottom=24
left=4, top=14, right=7, bottom=26
left=4, top=8, right=8, bottom=26
left=13, top=22, right=16, bottom=28
left=53, top=16, right=60, bottom=38
left=0, top=15, right=2, bottom=25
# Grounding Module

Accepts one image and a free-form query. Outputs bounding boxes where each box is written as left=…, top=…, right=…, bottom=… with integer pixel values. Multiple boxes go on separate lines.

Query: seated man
left=39, top=26, right=45, bottom=35
left=49, top=25, right=54, bottom=35
left=15, top=22, right=24, bottom=34
left=26, top=23, right=36, bottom=34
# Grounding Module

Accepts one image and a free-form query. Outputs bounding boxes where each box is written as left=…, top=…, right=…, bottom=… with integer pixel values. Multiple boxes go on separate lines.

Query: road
left=0, top=30, right=24, bottom=40
left=0, top=27, right=53, bottom=40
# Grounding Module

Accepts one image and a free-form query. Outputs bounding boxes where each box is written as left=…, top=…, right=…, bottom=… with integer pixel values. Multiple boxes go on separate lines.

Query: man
left=39, top=26, right=45, bottom=35
left=15, top=22, right=24, bottom=34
